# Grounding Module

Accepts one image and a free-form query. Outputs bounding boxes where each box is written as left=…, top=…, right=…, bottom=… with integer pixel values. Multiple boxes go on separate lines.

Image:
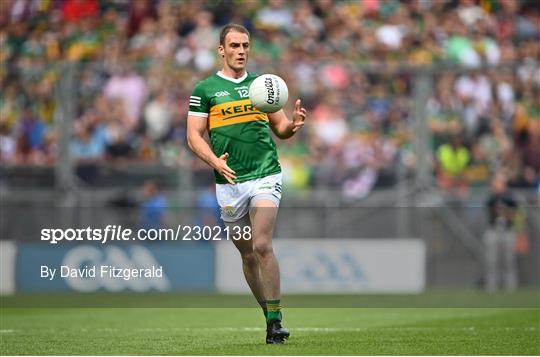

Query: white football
left=249, top=74, right=289, bottom=113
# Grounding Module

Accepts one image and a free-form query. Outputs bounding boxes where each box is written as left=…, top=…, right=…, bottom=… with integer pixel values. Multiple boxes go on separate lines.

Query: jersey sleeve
left=188, top=82, right=210, bottom=118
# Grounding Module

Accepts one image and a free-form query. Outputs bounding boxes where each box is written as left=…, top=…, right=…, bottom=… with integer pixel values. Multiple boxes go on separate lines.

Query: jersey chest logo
left=209, top=99, right=268, bottom=130
left=214, top=91, right=230, bottom=97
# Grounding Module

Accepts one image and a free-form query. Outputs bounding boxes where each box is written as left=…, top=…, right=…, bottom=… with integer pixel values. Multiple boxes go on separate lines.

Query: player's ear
left=218, top=45, right=225, bottom=58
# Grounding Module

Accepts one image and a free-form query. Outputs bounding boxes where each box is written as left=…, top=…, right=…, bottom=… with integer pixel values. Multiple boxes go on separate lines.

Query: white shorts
left=216, top=173, right=282, bottom=222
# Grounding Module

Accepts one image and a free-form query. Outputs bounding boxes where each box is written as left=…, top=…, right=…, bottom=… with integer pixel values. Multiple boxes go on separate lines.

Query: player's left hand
left=292, top=99, right=307, bottom=133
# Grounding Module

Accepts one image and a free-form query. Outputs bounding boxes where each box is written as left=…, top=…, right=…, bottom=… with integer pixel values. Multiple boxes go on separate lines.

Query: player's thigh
left=248, top=173, right=282, bottom=240
left=224, top=215, right=254, bottom=255
left=250, top=199, right=278, bottom=251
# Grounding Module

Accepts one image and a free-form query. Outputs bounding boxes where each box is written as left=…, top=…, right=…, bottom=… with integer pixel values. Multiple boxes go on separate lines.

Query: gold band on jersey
left=209, top=99, right=268, bottom=130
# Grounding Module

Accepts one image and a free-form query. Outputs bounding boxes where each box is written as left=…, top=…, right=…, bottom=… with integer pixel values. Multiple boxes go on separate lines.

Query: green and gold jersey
left=188, top=72, right=281, bottom=184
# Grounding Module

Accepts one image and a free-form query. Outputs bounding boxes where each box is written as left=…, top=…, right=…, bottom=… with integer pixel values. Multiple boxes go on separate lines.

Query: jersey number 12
left=236, top=89, right=249, bottom=98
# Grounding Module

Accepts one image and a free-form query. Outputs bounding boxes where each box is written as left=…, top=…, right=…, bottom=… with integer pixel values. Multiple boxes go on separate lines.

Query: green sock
left=266, top=299, right=282, bottom=322
left=258, top=300, right=267, bottom=319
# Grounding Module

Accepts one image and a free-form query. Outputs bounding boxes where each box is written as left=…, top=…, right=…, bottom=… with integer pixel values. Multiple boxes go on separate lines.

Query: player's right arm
left=186, top=84, right=237, bottom=184
left=187, top=116, right=237, bottom=184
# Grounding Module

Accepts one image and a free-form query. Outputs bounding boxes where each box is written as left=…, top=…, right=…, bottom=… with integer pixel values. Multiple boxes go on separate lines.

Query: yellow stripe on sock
left=267, top=304, right=282, bottom=312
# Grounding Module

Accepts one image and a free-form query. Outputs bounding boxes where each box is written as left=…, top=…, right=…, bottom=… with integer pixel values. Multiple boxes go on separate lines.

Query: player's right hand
left=215, top=152, right=237, bottom=185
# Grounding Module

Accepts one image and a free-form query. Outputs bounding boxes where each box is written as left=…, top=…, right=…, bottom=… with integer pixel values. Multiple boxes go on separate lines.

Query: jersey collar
left=216, top=70, right=248, bottom=83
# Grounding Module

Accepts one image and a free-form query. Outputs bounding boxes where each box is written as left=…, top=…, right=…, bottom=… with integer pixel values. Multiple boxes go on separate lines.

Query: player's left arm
left=268, top=99, right=307, bottom=139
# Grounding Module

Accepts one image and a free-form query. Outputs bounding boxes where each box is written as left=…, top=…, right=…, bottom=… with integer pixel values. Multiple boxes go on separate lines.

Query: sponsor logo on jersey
left=209, top=99, right=267, bottom=129
left=220, top=103, right=255, bottom=116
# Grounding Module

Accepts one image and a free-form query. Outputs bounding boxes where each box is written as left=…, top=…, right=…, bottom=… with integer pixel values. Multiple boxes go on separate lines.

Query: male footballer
left=186, top=23, right=307, bottom=344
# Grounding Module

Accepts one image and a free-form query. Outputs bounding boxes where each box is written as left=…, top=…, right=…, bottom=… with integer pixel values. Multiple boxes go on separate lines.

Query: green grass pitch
left=1, top=292, right=539, bottom=355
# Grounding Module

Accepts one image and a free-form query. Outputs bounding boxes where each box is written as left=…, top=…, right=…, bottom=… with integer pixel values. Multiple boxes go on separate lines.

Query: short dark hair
left=219, top=23, right=250, bottom=46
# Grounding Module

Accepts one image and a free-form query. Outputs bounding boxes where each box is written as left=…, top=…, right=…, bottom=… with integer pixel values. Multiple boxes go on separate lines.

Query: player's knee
left=253, top=241, right=273, bottom=259
left=241, top=251, right=257, bottom=266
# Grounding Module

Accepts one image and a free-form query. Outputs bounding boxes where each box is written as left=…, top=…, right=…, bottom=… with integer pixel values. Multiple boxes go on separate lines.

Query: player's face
left=219, top=31, right=250, bottom=73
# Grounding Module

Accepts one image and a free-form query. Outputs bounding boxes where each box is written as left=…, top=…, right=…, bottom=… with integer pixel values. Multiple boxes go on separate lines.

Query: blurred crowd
left=1, top=0, right=539, bottom=196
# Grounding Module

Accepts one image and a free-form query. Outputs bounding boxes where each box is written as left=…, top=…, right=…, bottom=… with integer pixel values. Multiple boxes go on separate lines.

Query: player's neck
left=219, top=67, right=246, bottom=80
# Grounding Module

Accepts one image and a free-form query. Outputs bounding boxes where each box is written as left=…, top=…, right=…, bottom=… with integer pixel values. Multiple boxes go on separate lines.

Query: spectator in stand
left=144, top=89, right=172, bottom=142
left=437, top=134, right=471, bottom=195
left=105, top=124, right=133, bottom=162
left=0, top=0, right=538, bottom=197
left=0, top=122, right=16, bottom=164
left=70, top=123, right=104, bottom=163
left=61, top=0, right=99, bottom=23
left=12, top=107, right=54, bottom=164
left=127, top=0, right=157, bottom=38
left=454, top=70, right=493, bottom=139
left=519, top=121, right=540, bottom=186
left=255, top=0, right=293, bottom=31
left=103, top=62, right=148, bottom=129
